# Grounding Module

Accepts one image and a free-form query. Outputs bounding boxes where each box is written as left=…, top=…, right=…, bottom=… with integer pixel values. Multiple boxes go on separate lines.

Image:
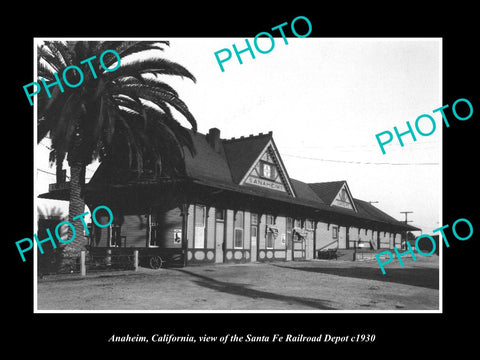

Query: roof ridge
left=309, top=180, right=346, bottom=185
left=223, top=131, right=272, bottom=143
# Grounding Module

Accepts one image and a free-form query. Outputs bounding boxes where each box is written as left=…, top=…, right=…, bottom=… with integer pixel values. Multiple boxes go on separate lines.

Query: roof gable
left=308, top=181, right=345, bottom=204
left=308, top=181, right=357, bottom=212
left=243, top=142, right=295, bottom=196
left=332, top=182, right=357, bottom=212
left=222, top=132, right=272, bottom=183
left=223, top=133, right=295, bottom=197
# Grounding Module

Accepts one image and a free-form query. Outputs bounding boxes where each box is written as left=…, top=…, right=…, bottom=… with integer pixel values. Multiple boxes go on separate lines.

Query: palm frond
left=38, top=45, right=64, bottom=74
left=43, top=41, right=70, bottom=69
left=38, top=40, right=197, bottom=176
left=123, top=85, right=197, bottom=131
left=101, top=41, right=170, bottom=69
left=115, top=76, right=179, bottom=97
left=38, top=61, right=58, bottom=81
left=104, top=58, right=196, bottom=83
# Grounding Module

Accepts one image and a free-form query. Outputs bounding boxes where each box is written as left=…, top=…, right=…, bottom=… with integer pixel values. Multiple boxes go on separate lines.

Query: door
left=286, top=217, right=293, bottom=261
left=346, top=226, right=350, bottom=249
left=250, top=213, right=258, bottom=262
left=215, top=209, right=225, bottom=263
left=194, top=205, right=206, bottom=249
left=147, top=213, right=159, bottom=247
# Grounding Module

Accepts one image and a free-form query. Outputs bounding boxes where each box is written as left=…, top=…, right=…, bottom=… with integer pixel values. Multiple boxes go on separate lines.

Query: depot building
left=40, top=127, right=419, bottom=266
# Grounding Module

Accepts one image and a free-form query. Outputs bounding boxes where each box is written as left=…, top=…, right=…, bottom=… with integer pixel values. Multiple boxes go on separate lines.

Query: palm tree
left=37, top=41, right=197, bottom=264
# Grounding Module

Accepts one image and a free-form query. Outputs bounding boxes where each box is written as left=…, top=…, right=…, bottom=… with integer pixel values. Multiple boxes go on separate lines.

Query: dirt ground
left=36, top=255, right=439, bottom=311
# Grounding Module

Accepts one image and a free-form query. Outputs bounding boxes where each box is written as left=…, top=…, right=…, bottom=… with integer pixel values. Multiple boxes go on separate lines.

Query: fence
left=38, top=250, right=142, bottom=277
left=80, top=250, right=140, bottom=275
left=38, top=247, right=183, bottom=278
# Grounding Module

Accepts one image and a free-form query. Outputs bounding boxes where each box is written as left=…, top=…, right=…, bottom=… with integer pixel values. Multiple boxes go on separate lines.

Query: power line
left=283, top=154, right=439, bottom=166
left=282, top=140, right=440, bottom=150
left=36, top=168, right=91, bottom=181
left=37, top=168, right=66, bottom=178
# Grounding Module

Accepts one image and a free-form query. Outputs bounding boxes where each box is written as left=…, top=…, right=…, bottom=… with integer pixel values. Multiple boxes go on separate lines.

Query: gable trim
left=238, top=139, right=296, bottom=197
left=331, top=182, right=358, bottom=212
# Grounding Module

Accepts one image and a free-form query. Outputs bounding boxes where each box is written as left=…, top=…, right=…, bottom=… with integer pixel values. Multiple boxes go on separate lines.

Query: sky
left=36, top=37, right=442, bottom=234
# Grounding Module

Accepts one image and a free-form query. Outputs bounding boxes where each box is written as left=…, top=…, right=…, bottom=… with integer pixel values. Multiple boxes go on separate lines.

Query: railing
left=316, top=240, right=339, bottom=260
left=352, top=240, right=378, bottom=261
left=316, top=240, right=338, bottom=252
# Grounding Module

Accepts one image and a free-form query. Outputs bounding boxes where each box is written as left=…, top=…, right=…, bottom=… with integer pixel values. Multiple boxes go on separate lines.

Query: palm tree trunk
left=60, top=163, right=87, bottom=270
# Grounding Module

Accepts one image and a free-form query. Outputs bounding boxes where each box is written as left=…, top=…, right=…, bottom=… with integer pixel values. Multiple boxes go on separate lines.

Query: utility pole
left=400, top=211, right=413, bottom=250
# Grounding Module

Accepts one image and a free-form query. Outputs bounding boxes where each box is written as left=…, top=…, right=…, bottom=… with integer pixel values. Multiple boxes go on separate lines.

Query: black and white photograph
left=6, top=6, right=478, bottom=353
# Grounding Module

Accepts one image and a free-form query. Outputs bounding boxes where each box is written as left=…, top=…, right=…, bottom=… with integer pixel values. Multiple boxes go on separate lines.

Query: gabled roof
left=308, top=181, right=346, bottom=204
left=309, top=180, right=358, bottom=212
left=222, top=132, right=272, bottom=184
left=183, top=130, right=233, bottom=184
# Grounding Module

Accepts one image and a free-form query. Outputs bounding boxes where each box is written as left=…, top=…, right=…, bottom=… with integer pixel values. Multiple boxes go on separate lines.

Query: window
left=148, top=213, right=159, bottom=247
left=215, top=208, right=225, bottom=221
left=286, top=217, right=293, bottom=229
left=251, top=225, right=258, bottom=239
left=111, top=224, right=121, bottom=247
left=294, top=218, right=302, bottom=228
left=306, top=219, right=314, bottom=230
left=194, top=205, right=206, bottom=248
left=332, top=225, right=338, bottom=239
left=266, top=214, right=276, bottom=225
left=286, top=217, right=293, bottom=248
left=234, top=211, right=244, bottom=248
left=266, top=231, right=274, bottom=249
left=263, top=163, right=271, bottom=178
left=260, top=161, right=276, bottom=180
left=251, top=213, right=258, bottom=246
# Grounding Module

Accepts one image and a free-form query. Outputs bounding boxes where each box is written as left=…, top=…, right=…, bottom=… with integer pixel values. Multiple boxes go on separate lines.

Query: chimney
left=207, top=127, right=221, bottom=152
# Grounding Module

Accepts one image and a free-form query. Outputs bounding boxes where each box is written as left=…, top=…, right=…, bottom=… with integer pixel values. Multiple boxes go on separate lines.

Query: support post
left=133, top=250, right=138, bottom=271
left=80, top=251, right=86, bottom=277
left=181, top=203, right=189, bottom=267
left=106, top=249, right=111, bottom=266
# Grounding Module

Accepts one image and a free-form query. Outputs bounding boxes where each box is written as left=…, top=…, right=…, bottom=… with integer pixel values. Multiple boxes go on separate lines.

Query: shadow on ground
left=173, top=269, right=336, bottom=310
left=271, top=263, right=439, bottom=290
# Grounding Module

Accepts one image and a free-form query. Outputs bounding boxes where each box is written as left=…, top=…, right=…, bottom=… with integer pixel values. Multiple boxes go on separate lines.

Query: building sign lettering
left=245, top=176, right=286, bottom=192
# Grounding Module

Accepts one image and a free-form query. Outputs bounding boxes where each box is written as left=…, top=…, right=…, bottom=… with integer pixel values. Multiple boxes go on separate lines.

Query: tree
left=37, top=41, right=197, bottom=265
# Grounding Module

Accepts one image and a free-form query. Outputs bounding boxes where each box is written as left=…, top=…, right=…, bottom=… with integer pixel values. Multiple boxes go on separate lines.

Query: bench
left=317, top=249, right=338, bottom=260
